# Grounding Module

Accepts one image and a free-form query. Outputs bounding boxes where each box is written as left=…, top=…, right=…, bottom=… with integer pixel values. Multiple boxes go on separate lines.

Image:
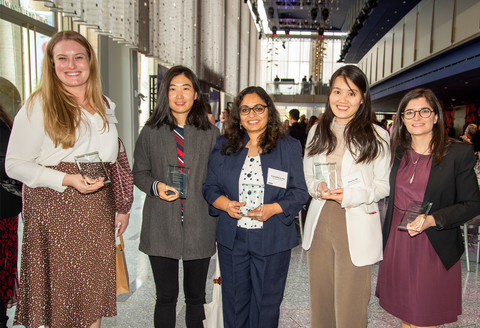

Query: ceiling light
left=268, top=6, right=274, bottom=19
left=318, top=27, right=324, bottom=37
left=311, top=7, right=318, bottom=20
left=322, top=8, right=329, bottom=21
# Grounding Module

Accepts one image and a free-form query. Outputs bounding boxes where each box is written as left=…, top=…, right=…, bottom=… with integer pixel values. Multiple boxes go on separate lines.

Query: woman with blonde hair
left=6, top=30, right=128, bottom=328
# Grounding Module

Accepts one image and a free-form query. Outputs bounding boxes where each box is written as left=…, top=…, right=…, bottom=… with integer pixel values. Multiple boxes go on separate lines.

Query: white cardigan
left=6, top=97, right=118, bottom=192
left=303, top=123, right=391, bottom=267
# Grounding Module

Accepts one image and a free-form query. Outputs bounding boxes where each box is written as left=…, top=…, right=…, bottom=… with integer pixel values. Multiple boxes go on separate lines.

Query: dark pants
left=218, top=228, right=291, bottom=328
left=149, top=256, right=210, bottom=328
left=0, top=298, right=7, bottom=327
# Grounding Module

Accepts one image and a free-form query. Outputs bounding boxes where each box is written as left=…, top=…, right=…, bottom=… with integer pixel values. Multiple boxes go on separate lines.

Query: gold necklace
left=409, top=148, right=429, bottom=184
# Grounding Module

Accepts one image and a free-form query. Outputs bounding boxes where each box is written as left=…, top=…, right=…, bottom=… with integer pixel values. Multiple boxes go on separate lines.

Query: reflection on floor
left=7, top=188, right=480, bottom=327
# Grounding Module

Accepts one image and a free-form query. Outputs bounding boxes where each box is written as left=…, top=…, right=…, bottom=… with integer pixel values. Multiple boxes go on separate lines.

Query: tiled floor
left=7, top=188, right=480, bottom=327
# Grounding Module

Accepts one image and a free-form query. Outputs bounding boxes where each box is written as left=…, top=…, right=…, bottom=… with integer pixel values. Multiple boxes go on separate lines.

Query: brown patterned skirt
left=14, top=162, right=117, bottom=328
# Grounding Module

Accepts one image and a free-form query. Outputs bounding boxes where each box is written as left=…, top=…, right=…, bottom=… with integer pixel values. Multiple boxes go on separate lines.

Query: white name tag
left=266, top=168, right=288, bottom=189
left=106, top=107, right=118, bottom=124
left=342, top=171, right=365, bottom=188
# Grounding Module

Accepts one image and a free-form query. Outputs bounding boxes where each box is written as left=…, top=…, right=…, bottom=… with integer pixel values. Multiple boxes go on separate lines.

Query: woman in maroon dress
left=376, top=89, right=480, bottom=328
left=0, top=105, right=22, bottom=328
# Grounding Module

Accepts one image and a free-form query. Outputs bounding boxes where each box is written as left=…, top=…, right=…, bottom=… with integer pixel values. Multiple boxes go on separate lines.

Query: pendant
left=410, top=172, right=415, bottom=184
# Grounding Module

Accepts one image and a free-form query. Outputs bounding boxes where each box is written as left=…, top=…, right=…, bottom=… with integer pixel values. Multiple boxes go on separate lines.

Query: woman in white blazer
left=303, top=65, right=391, bottom=328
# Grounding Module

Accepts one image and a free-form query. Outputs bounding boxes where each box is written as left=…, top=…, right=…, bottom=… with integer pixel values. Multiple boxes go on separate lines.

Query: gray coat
left=133, top=124, right=219, bottom=260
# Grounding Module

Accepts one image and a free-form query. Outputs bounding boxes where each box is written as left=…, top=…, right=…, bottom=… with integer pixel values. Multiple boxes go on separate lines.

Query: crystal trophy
left=240, top=184, right=265, bottom=217
left=166, top=165, right=190, bottom=199
left=313, top=163, right=337, bottom=197
left=74, top=151, right=111, bottom=184
left=397, top=200, right=433, bottom=231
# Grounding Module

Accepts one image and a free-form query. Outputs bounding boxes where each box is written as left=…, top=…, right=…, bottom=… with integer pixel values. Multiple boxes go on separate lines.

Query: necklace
left=409, top=148, right=429, bottom=184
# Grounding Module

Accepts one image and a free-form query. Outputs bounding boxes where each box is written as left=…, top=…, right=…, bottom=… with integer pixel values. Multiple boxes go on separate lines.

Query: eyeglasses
left=402, top=108, right=433, bottom=120
left=239, top=105, right=267, bottom=116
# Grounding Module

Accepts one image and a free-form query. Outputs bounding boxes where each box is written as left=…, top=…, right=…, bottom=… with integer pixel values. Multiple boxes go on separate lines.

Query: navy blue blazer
left=383, top=142, right=480, bottom=270
left=202, top=133, right=309, bottom=257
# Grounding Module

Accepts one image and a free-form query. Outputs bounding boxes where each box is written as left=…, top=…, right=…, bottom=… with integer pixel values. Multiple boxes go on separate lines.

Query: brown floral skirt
left=14, top=162, right=117, bottom=328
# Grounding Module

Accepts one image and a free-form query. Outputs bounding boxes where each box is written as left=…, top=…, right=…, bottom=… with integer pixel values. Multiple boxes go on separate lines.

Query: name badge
left=341, top=171, right=365, bottom=188
left=267, top=168, right=288, bottom=189
left=105, top=107, right=118, bottom=124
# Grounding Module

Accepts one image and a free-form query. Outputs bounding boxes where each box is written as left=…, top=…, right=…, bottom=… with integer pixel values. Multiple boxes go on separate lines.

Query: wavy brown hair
left=307, top=65, right=387, bottom=163
left=26, top=30, right=108, bottom=149
left=390, top=88, right=452, bottom=165
left=221, top=86, right=285, bottom=155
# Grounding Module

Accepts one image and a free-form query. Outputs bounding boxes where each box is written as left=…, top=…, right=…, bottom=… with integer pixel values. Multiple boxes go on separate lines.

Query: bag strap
left=102, top=95, right=110, bottom=109
left=116, top=234, right=125, bottom=249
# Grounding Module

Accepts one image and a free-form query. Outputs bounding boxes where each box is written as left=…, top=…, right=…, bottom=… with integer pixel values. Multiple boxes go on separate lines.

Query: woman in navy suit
left=202, top=86, right=309, bottom=328
left=376, top=89, right=480, bottom=327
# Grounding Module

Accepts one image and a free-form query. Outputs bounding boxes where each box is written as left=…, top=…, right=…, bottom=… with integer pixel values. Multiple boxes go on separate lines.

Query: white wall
left=99, top=36, right=138, bottom=166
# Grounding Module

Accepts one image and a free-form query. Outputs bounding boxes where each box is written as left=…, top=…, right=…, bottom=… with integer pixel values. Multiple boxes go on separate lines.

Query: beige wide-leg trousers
left=307, top=200, right=372, bottom=328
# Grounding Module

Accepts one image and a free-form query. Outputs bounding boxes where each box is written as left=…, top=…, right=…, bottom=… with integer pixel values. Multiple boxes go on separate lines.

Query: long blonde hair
left=26, top=30, right=108, bottom=149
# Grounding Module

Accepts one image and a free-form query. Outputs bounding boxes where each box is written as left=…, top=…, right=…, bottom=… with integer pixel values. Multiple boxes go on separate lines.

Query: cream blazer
left=303, top=123, right=391, bottom=267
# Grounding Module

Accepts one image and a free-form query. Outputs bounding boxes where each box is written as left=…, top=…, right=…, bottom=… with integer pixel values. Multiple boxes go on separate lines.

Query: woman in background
left=303, top=65, right=390, bottom=328
left=6, top=31, right=128, bottom=328
left=133, top=65, right=219, bottom=328
left=0, top=105, right=22, bottom=328
left=376, top=89, right=480, bottom=328
left=203, top=86, right=309, bottom=328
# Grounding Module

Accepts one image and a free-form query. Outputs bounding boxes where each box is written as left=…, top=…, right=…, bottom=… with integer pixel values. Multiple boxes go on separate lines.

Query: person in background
left=447, top=122, right=456, bottom=139
left=287, top=109, right=307, bottom=154
left=303, top=65, right=390, bottom=328
left=376, top=88, right=480, bottom=328
left=460, top=122, right=476, bottom=144
left=274, top=75, right=280, bottom=94
left=203, top=86, right=309, bottom=328
left=133, top=65, right=219, bottom=328
left=387, top=114, right=396, bottom=132
left=205, top=104, right=216, bottom=125
left=302, top=75, right=308, bottom=94
left=381, top=118, right=388, bottom=130
left=6, top=30, right=128, bottom=328
left=305, top=115, right=318, bottom=136
left=299, top=114, right=307, bottom=132
left=0, top=105, right=22, bottom=328
left=216, top=108, right=229, bottom=135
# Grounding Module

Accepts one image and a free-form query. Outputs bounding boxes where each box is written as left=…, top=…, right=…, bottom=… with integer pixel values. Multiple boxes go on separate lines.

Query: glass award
left=397, top=200, right=433, bottom=231
left=240, top=184, right=264, bottom=217
left=74, top=151, right=111, bottom=184
left=166, top=165, right=190, bottom=199
left=313, top=163, right=337, bottom=197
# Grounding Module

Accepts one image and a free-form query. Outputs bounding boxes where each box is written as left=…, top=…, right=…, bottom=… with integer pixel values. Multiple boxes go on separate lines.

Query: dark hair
left=306, top=115, right=318, bottom=135
left=390, top=88, right=452, bottom=166
left=146, top=65, right=211, bottom=130
left=307, top=65, right=387, bottom=163
left=289, top=109, right=300, bottom=121
left=0, top=104, right=13, bottom=128
left=221, top=86, right=285, bottom=155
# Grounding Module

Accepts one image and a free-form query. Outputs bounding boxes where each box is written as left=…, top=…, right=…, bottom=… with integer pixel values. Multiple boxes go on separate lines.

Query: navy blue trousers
left=218, top=228, right=291, bottom=328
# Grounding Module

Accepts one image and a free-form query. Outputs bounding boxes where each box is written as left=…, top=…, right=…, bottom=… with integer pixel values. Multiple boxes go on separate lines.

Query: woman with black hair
left=133, top=65, right=219, bottom=328
left=303, top=65, right=391, bottom=328
left=376, top=89, right=480, bottom=328
left=202, top=86, right=309, bottom=328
